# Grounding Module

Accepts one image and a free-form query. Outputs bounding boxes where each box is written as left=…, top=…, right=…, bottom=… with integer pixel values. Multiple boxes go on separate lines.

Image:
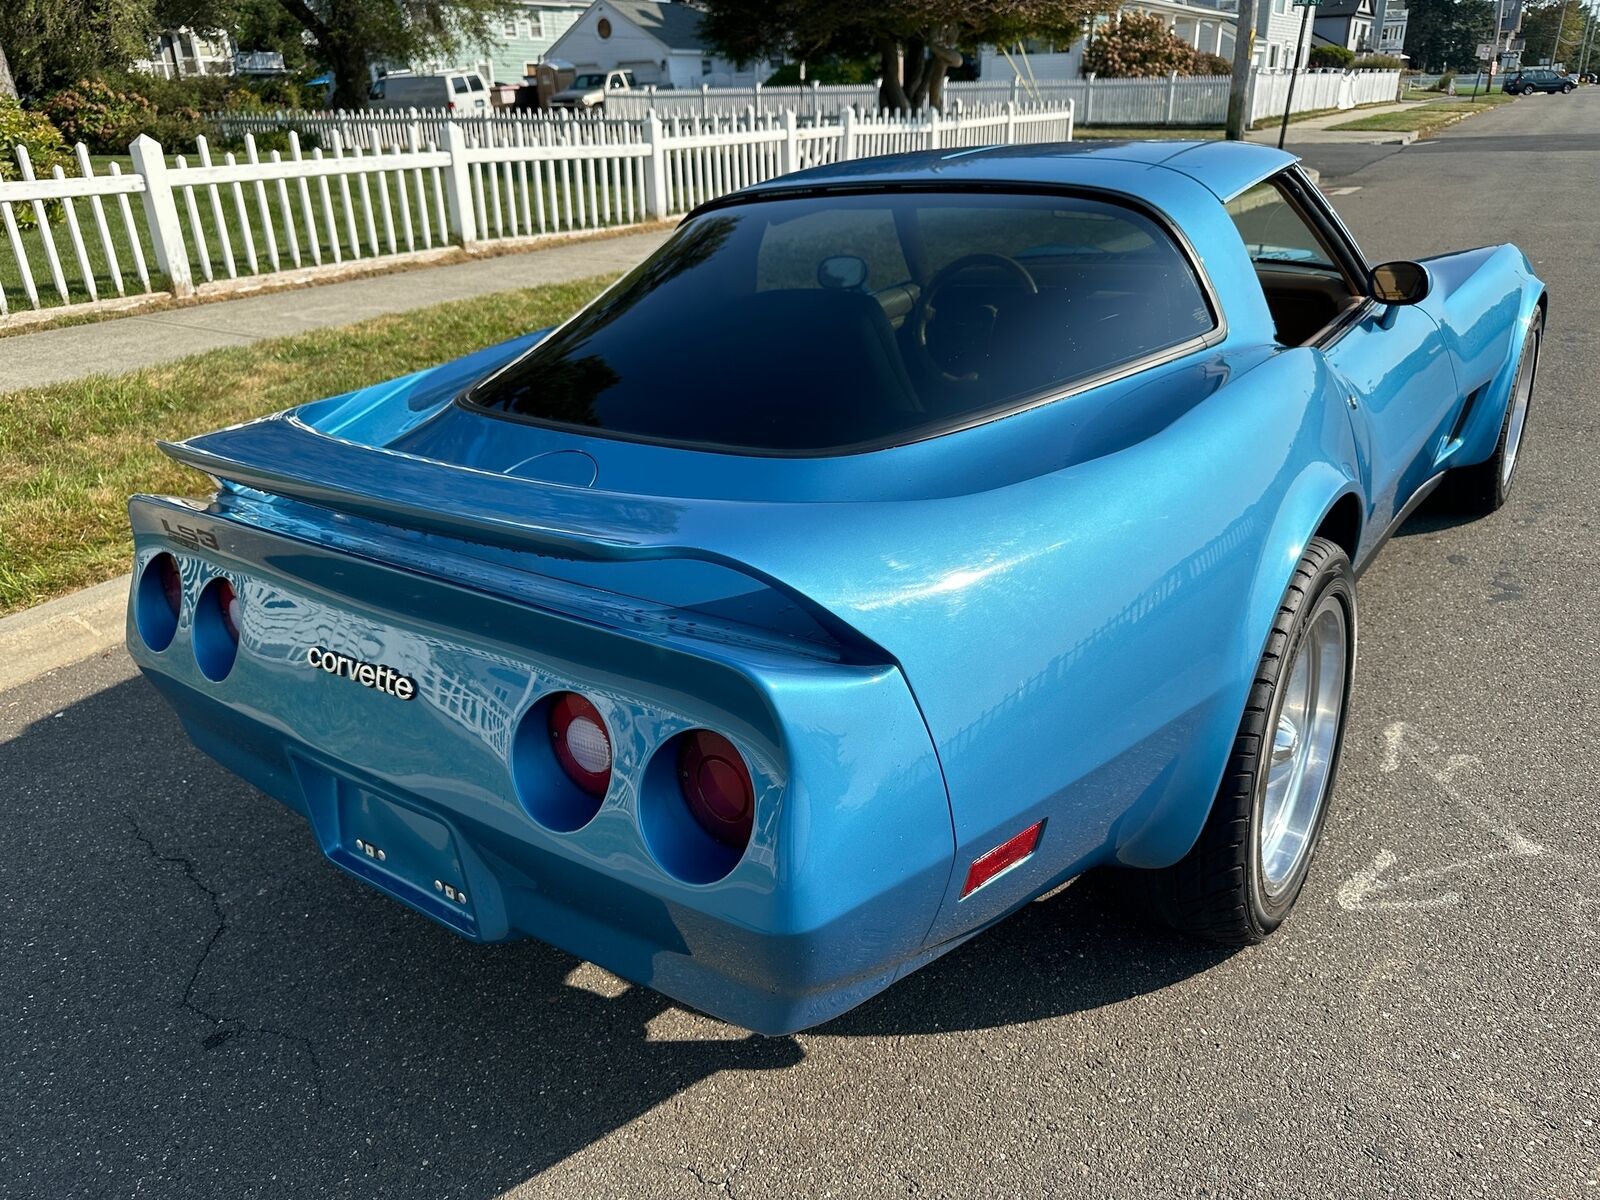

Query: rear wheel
left=1445, top=308, right=1541, bottom=514
left=1153, top=538, right=1356, bottom=944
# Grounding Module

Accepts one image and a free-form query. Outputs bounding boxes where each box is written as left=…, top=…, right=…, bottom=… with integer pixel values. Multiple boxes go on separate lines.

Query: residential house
left=406, top=2, right=586, bottom=86
left=1374, top=0, right=1410, bottom=55
left=977, top=0, right=1327, bottom=82
left=542, top=0, right=772, bottom=89
left=1313, top=0, right=1377, bottom=53
left=135, top=28, right=237, bottom=78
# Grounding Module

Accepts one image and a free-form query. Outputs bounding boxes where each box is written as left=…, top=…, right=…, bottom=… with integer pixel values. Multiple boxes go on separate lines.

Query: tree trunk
left=324, top=34, right=372, bottom=109
left=0, top=41, right=17, bottom=100
left=878, top=39, right=910, bottom=112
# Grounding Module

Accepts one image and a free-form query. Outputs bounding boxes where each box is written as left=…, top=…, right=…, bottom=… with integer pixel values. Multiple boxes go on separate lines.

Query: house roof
left=1311, top=0, right=1371, bottom=16
left=607, top=1, right=706, bottom=52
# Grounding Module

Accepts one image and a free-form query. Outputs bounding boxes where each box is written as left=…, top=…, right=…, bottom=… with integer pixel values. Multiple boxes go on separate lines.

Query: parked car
left=128, top=142, right=1545, bottom=1035
left=1579, top=70, right=1599, bottom=84
left=1500, top=67, right=1576, bottom=94
left=549, top=68, right=634, bottom=109
left=369, top=69, right=489, bottom=111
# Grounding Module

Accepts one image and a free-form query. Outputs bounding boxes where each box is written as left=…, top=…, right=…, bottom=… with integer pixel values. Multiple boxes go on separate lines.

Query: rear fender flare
left=1112, top=467, right=1363, bottom=868
left=1453, top=286, right=1546, bottom=467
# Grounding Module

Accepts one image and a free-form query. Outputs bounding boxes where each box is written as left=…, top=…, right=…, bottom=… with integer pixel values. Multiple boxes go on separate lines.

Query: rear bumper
left=127, top=495, right=956, bottom=1035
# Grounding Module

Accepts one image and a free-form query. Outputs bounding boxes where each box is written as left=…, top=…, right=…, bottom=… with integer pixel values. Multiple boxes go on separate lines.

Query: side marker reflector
left=961, top=820, right=1045, bottom=898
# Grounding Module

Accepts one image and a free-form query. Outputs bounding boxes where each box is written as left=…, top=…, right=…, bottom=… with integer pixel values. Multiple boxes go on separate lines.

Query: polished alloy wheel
left=1257, top=593, right=1348, bottom=899
left=1500, top=325, right=1538, bottom=489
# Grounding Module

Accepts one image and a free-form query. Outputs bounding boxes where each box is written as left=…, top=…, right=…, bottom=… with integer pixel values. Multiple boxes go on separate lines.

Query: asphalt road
left=3, top=93, right=1597, bottom=1200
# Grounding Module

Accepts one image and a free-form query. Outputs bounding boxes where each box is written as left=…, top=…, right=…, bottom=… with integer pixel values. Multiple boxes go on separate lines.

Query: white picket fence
left=0, top=100, right=1074, bottom=321
left=1247, top=68, right=1405, bottom=123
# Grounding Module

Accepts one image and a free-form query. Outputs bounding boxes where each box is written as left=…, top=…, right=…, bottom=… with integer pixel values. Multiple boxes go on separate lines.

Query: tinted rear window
left=465, top=191, right=1215, bottom=453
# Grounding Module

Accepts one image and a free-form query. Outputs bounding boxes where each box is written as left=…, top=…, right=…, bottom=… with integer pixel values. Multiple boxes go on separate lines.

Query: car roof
left=737, top=140, right=1299, bottom=205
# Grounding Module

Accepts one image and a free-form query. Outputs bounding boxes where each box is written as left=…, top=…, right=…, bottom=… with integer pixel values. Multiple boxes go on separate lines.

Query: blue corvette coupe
left=127, top=141, right=1544, bottom=1034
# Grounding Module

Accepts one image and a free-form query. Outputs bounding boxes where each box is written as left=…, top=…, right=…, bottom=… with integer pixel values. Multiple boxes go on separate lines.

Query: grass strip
left=0, top=275, right=615, bottom=613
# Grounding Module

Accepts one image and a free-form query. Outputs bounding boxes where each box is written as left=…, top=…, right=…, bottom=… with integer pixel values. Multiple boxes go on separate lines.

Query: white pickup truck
left=549, top=69, right=635, bottom=109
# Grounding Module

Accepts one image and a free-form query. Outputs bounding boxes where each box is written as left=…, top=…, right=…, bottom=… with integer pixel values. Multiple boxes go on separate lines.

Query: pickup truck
left=550, top=69, right=635, bottom=109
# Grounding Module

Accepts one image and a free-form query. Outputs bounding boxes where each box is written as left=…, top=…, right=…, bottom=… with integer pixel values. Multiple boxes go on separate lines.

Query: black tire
left=1153, top=537, right=1356, bottom=946
left=1444, top=307, right=1542, bottom=515
left=1563, top=83, right=1575, bottom=94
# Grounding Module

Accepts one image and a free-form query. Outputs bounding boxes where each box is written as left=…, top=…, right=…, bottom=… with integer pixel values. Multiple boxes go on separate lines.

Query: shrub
left=1309, top=45, right=1357, bottom=68
left=1084, top=12, right=1198, bottom=77
left=1354, top=55, right=1406, bottom=69
left=1190, top=51, right=1233, bottom=76
left=0, top=98, right=70, bottom=227
left=1436, top=71, right=1456, bottom=92
left=41, top=79, right=156, bottom=154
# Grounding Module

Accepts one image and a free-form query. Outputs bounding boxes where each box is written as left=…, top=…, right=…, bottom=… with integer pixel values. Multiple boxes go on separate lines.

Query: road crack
left=126, top=813, right=326, bottom=1101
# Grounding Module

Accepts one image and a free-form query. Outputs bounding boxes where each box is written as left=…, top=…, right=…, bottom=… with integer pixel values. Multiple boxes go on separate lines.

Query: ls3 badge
left=160, top=518, right=219, bottom=550
left=306, top=646, right=417, bottom=701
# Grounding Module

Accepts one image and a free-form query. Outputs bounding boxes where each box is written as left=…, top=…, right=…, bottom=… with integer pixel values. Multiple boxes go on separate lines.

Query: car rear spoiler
left=159, top=414, right=886, bottom=658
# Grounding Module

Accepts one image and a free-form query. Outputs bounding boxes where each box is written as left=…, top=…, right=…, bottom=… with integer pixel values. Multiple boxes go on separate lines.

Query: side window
left=1226, top=181, right=1342, bottom=271
left=755, top=208, right=909, bottom=292
left=451, top=76, right=470, bottom=95
left=1226, top=178, right=1361, bottom=347
left=467, top=74, right=486, bottom=91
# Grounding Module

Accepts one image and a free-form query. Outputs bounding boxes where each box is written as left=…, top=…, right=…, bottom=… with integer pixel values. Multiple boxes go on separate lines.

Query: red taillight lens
left=214, top=578, right=240, bottom=642
left=156, top=553, right=183, bottom=619
left=961, top=820, right=1045, bottom=898
left=677, top=730, right=754, bottom=850
left=548, top=693, right=612, bottom=798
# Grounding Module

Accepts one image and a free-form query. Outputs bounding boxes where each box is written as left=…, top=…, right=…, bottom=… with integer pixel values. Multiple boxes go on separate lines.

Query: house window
left=503, top=19, right=519, bottom=37
left=527, top=12, right=543, bottom=38
left=702, top=57, right=713, bottom=75
left=597, top=16, right=612, bottom=38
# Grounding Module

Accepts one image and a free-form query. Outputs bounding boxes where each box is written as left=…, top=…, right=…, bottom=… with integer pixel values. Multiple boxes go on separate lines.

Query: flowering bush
left=1084, top=14, right=1234, bottom=78
left=0, top=98, right=70, bottom=227
left=41, top=80, right=156, bottom=154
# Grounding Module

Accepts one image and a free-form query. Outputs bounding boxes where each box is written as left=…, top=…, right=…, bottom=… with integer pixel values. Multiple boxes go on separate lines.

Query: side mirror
left=1369, top=260, right=1430, bottom=305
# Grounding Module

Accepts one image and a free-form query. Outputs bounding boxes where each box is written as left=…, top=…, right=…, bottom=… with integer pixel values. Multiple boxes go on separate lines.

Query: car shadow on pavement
left=0, top=672, right=1227, bottom=1198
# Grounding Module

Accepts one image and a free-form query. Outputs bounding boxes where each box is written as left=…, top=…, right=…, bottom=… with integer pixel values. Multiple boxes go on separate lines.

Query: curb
left=0, top=575, right=130, bottom=693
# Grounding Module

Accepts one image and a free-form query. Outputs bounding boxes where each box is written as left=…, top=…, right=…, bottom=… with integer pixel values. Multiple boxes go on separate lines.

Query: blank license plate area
left=336, top=783, right=475, bottom=928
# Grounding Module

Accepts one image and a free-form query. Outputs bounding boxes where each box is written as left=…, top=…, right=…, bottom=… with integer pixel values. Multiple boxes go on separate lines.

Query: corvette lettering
left=305, top=646, right=416, bottom=701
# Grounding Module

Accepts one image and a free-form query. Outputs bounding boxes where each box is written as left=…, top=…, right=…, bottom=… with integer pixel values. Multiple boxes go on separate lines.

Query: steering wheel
left=912, top=253, right=1040, bottom=383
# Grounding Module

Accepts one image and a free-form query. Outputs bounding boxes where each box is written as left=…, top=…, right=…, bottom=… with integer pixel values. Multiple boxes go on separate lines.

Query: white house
left=542, top=0, right=772, bottom=89
left=978, top=0, right=1320, bottom=82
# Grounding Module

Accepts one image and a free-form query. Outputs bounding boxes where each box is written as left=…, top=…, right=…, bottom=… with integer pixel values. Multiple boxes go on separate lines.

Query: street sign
left=1476, top=42, right=1498, bottom=58
left=1292, top=0, right=1323, bottom=7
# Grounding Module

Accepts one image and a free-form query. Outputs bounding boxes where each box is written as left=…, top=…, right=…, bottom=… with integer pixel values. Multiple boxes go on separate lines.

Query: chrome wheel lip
left=1257, top=593, right=1348, bottom=901
left=1500, top=325, right=1538, bottom=489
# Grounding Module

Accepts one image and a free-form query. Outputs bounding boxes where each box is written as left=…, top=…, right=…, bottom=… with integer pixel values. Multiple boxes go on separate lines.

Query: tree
left=0, top=0, right=157, bottom=96
left=701, top=0, right=1116, bottom=112
left=1081, top=11, right=1215, bottom=76
left=1520, top=0, right=1587, bottom=65
left=263, top=0, right=518, bottom=108
left=1403, top=0, right=1495, bottom=72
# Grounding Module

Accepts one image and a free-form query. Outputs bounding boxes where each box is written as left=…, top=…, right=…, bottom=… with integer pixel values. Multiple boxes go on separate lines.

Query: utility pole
left=1549, top=0, right=1573, bottom=64
left=0, top=41, right=16, bottom=101
left=1226, top=0, right=1261, bottom=139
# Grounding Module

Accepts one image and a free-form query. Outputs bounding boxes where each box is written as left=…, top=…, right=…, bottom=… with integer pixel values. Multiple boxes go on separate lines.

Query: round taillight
left=214, top=578, right=241, bottom=642
left=157, top=554, right=183, bottom=620
left=194, top=576, right=241, bottom=681
left=548, top=692, right=612, bottom=799
left=136, top=552, right=183, bottom=652
left=677, top=730, right=754, bottom=850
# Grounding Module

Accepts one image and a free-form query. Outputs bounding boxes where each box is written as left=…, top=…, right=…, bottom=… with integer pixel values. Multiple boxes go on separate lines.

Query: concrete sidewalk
left=1247, top=99, right=1424, bottom=145
left=0, top=227, right=673, bottom=393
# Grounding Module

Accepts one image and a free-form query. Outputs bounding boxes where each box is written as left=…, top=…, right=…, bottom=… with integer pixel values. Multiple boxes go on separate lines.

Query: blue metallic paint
left=126, top=144, right=1544, bottom=1033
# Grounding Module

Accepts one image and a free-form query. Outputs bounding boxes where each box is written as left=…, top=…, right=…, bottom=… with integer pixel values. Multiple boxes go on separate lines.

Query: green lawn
left=1328, top=94, right=1515, bottom=132
left=1, top=150, right=643, bottom=315
left=0, top=275, right=616, bottom=613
